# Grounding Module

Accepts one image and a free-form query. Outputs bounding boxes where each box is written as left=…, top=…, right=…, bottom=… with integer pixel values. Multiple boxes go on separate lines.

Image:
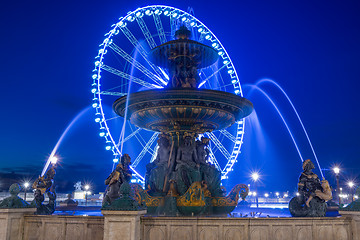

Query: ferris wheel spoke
left=153, top=14, right=167, bottom=44
left=100, top=91, right=126, bottom=96
left=207, top=147, right=222, bottom=171
left=119, top=26, right=167, bottom=83
left=117, top=128, right=143, bottom=147
left=104, top=116, right=122, bottom=122
left=101, top=64, right=160, bottom=89
left=206, top=132, right=231, bottom=160
left=198, top=64, right=228, bottom=88
left=136, top=17, right=157, bottom=49
left=109, top=43, right=164, bottom=86
left=132, top=132, right=160, bottom=168
left=219, top=129, right=237, bottom=143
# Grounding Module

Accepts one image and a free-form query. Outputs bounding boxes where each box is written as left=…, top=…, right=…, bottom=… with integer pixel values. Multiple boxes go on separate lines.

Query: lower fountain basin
left=113, top=88, right=253, bottom=133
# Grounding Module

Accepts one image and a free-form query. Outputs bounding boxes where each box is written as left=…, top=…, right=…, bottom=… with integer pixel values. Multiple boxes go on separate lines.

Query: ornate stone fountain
left=111, top=26, right=253, bottom=216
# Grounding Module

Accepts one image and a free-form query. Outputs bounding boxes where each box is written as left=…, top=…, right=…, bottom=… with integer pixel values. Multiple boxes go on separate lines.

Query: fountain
left=110, top=26, right=253, bottom=216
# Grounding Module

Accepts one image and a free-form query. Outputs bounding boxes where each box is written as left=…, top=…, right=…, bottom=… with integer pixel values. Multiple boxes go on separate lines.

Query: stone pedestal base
left=0, top=208, right=35, bottom=240
left=340, top=211, right=360, bottom=240
left=102, top=210, right=146, bottom=240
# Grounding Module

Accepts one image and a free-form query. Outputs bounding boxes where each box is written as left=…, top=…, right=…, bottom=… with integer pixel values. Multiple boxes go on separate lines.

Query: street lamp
left=348, top=181, right=355, bottom=203
left=23, top=182, right=29, bottom=201
left=251, top=172, right=260, bottom=208
left=333, top=166, right=341, bottom=205
left=84, top=185, right=90, bottom=206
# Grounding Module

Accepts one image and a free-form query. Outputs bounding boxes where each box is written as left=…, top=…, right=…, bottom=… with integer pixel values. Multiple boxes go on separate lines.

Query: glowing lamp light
left=333, top=167, right=340, bottom=175
left=348, top=181, right=355, bottom=188
left=181, top=17, right=187, bottom=22
left=163, top=10, right=170, bottom=16
left=218, top=51, right=224, bottom=56
left=264, top=193, right=269, bottom=197
left=135, top=11, right=143, bottom=18
left=24, top=182, right=30, bottom=188
left=50, top=156, right=58, bottom=165
left=284, top=194, right=289, bottom=198
left=154, top=9, right=161, bottom=15
left=198, top=28, right=203, bottom=33
left=92, top=74, right=97, bottom=80
left=212, top=42, right=218, bottom=48
left=296, top=192, right=300, bottom=196
left=205, top=34, right=211, bottom=40
left=172, top=12, right=178, bottom=18
left=84, top=185, right=90, bottom=191
left=95, top=117, right=101, bottom=123
left=253, top=192, right=257, bottom=196
left=251, top=172, right=260, bottom=181
left=190, top=21, right=196, bottom=27
left=119, top=21, right=126, bottom=28
left=228, top=69, right=234, bottom=74
left=113, top=158, right=119, bottom=163
left=275, top=192, right=280, bottom=197
left=145, top=10, right=152, bottom=16
left=105, top=145, right=112, bottom=150
left=231, top=79, right=237, bottom=84
left=91, top=88, right=97, bottom=93
left=234, top=90, right=240, bottom=94
left=99, top=132, right=106, bottom=137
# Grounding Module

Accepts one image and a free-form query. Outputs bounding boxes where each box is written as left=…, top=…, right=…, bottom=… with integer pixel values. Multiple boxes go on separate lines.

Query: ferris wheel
left=91, top=5, right=246, bottom=184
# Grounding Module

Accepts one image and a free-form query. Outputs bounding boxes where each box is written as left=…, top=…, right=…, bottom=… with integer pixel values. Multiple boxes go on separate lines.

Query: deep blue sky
left=1, top=0, right=359, bottom=193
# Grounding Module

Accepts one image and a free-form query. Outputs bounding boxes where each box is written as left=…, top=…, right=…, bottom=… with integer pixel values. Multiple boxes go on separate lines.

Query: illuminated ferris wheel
left=91, top=5, right=246, bottom=184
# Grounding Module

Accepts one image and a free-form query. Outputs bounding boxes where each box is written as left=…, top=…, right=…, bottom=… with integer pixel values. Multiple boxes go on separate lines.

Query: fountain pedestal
left=102, top=210, right=146, bottom=240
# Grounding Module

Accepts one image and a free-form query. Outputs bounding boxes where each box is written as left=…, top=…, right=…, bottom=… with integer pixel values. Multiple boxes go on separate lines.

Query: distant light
left=99, top=132, right=106, bottom=137
left=113, top=158, right=119, bottom=163
left=348, top=181, right=355, bottom=188
left=284, top=194, right=289, bottom=198
left=237, top=130, right=244, bottom=134
left=131, top=179, right=137, bottom=183
left=296, top=192, right=300, bottom=196
left=218, top=51, right=224, bottom=56
left=212, top=42, right=218, bottom=48
left=275, top=192, right=280, bottom=197
left=234, top=90, right=240, bottom=94
left=105, top=145, right=111, bottom=150
left=50, top=156, right=58, bottom=165
left=172, top=12, right=178, bottom=18
left=198, top=28, right=203, bottom=33
left=84, top=185, right=90, bottom=190
left=231, top=79, right=237, bottom=84
left=248, top=191, right=252, bottom=196
left=190, top=21, right=196, bottom=27
left=92, top=74, right=97, bottom=80
left=95, top=117, right=101, bottom=123
left=126, top=15, right=135, bottom=22
left=94, top=61, right=100, bottom=67
left=253, top=192, right=257, bottom=196
left=223, top=60, right=229, bottom=65
left=163, top=10, right=170, bottom=16
left=228, top=69, right=234, bottom=74
left=264, top=193, right=269, bottom=197
left=181, top=17, right=187, bottom=22
left=205, top=34, right=211, bottom=40
left=333, top=167, right=340, bottom=175
left=24, top=182, right=30, bottom=188
left=154, top=9, right=161, bottom=15
left=251, top=172, right=260, bottom=181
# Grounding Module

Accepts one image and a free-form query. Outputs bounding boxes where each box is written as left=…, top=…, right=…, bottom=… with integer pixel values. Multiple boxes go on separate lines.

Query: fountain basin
left=113, top=88, right=253, bottom=133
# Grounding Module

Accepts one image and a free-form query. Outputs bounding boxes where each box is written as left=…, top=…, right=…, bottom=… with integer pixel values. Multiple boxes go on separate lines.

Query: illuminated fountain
left=110, top=26, right=253, bottom=215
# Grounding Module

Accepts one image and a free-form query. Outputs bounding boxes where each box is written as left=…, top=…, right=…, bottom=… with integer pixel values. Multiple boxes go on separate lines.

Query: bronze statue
left=175, top=133, right=201, bottom=195
left=31, top=166, right=57, bottom=215
left=289, top=159, right=329, bottom=217
left=103, top=154, right=132, bottom=206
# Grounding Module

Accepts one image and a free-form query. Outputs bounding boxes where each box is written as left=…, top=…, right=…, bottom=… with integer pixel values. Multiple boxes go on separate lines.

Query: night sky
left=1, top=0, right=359, bottom=194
